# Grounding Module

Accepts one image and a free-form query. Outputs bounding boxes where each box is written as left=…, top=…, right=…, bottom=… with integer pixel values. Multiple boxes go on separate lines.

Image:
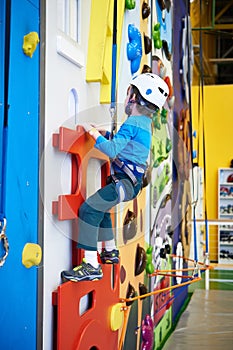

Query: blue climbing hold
left=127, top=24, right=142, bottom=74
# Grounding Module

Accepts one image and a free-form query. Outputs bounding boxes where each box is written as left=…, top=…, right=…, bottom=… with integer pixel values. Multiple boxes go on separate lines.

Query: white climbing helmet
left=130, top=73, right=169, bottom=109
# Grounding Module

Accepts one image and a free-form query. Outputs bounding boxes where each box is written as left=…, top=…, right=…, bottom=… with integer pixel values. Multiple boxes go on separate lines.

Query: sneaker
left=61, top=259, right=103, bottom=282
left=100, top=248, right=119, bottom=264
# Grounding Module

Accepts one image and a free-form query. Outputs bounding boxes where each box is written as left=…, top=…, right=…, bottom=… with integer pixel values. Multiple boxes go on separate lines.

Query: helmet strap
left=125, top=91, right=137, bottom=116
left=125, top=101, right=133, bottom=115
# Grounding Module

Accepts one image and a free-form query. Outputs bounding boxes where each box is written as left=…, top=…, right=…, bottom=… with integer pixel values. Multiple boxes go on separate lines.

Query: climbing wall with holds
left=0, top=0, right=199, bottom=349
left=51, top=1, right=196, bottom=349
left=148, top=1, right=174, bottom=348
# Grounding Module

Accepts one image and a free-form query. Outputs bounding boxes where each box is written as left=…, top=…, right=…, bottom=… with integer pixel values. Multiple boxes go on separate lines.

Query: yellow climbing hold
left=110, top=303, right=124, bottom=331
left=22, top=32, right=40, bottom=58
left=22, top=243, right=42, bottom=268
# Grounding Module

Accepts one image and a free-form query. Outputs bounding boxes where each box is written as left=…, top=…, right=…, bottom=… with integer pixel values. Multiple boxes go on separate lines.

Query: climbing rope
left=197, top=0, right=209, bottom=261
left=117, top=277, right=201, bottom=349
left=117, top=251, right=213, bottom=349
left=110, top=0, right=118, bottom=139
left=119, top=253, right=212, bottom=302
left=120, top=274, right=201, bottom=304
left=183, top=0, right=199, bottom=261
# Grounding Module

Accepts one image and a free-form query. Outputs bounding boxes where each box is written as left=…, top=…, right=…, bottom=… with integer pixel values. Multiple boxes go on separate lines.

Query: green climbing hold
left=125, top=0, right=136, bottom=10
left=146, top=246, right=155, bottom=274
left=166, top=138, right=172, bottom=153
left=160, top=108, right=167, bottom=124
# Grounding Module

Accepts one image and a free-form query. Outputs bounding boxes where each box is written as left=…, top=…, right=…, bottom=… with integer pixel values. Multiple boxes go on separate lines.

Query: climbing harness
left=111, top=175, right=129, bottom=203
left=107, top=157, right=146, bottom=203
left=112, top=158, right=139, bottom=186
left=110, top=159, right=147, bottom=204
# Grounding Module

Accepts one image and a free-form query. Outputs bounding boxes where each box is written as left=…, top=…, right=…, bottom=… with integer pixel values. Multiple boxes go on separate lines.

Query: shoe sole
left=61, top=273, right=103, bottom=283
left=101, top=258, right=119, bottom=264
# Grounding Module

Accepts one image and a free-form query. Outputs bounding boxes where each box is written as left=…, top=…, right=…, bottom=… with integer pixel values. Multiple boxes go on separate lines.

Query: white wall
left=42, top=1, right=111, bottom=348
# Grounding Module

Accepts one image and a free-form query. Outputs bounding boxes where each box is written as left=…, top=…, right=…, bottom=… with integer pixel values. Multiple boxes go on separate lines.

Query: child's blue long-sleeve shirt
left=94, top=115, right=152, bottom=167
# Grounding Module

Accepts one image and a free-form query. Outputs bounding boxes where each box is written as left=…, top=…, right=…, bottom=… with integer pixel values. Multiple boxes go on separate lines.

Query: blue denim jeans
left=77, top=173, right=142, bottom=251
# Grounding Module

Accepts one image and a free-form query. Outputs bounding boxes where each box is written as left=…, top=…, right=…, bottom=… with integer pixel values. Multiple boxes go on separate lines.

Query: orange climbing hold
left=52, top=125, right=110, bottom=221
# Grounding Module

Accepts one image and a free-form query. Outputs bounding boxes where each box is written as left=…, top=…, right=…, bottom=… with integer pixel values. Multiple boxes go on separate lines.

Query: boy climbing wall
left=61, top=73, right=169, bottom=282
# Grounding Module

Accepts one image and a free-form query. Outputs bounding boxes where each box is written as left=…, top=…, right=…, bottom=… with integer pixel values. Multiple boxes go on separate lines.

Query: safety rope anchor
left=109, top=105, right=117, bottom=139
left=0, top=218, right=9, bottom=267
left=109, top=106, right=116, bottom=118
left=192, top=260, right=199, bottom=278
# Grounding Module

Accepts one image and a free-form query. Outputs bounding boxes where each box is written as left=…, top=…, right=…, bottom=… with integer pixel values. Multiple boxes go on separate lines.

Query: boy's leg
left=98, top=212, right=114, bottom=242
left=61, top=182, right=119, bottom=282
left=61, top=176, right=141, bottom=281
left=77, top=182, right=119, bottom=250
left=98, top=213, right=119, bottom=264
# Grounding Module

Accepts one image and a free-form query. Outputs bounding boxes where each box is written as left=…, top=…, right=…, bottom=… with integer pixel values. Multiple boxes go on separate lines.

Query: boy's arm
left=82, top=123, right=110, bottom=140
left=82, top=121, right=135, bottom=159
left=82, top=123, right=101, bottom=140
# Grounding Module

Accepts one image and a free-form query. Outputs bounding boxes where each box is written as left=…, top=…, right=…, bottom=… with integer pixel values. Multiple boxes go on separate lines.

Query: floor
left=163, top=268, right=233, bottom=350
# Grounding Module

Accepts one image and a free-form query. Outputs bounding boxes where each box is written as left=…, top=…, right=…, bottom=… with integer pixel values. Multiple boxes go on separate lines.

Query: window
left=57, top=0, right=84, bottom=67
left=58, top=0, right=80, bottom=42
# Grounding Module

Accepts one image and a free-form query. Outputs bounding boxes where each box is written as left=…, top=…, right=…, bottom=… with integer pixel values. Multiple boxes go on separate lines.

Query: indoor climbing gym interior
left=1, top=0, right=233, bottom=349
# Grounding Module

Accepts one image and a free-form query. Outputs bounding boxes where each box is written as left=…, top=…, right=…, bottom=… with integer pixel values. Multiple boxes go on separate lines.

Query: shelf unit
left=218, top=168, right=233, bottom=264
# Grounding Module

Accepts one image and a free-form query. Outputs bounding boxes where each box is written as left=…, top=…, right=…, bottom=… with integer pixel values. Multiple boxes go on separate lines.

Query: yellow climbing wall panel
left=86, top=0, right=110, bottom=83
left=192, top=84, right=233, bottom=261
left=86, top=0, right=125, bottom=103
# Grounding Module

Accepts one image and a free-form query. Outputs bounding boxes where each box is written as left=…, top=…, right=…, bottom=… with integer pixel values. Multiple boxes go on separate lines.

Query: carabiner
left=0, top=218, right=9, bottom=267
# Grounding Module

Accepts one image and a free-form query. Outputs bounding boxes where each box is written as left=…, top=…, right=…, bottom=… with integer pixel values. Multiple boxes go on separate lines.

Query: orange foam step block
left=52, top=263, right=120, bottom=350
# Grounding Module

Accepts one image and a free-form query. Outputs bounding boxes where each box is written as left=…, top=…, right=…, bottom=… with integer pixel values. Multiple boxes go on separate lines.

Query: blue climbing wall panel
left=0, top=0, right=40, bottom=348
left=0, top=1, right=5, bottom=213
